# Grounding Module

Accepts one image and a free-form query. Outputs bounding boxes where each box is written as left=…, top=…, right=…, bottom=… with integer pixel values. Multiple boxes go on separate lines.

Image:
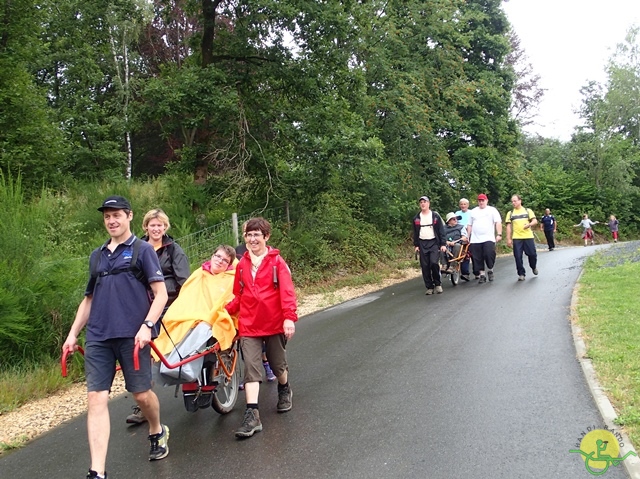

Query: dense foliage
left=2, top=0, right=521, bottom=214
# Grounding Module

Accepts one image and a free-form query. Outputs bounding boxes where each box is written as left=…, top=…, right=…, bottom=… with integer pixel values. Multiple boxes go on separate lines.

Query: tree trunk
left=201, top=0, right=222, bottom=67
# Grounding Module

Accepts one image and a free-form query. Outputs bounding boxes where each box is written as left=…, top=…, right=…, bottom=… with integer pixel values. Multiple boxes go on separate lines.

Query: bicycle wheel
left=211, top=351, right=240, bottom=414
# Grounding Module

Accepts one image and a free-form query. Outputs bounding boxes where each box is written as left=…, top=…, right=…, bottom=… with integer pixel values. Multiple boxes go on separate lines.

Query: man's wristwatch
left=143, top=320, right=155, bottom=329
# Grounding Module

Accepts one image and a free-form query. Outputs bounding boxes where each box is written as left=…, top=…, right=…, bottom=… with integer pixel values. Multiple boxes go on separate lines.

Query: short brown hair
left=215, top=244, right=236, bottom=263
left=244, top=217, right=271, bottom=237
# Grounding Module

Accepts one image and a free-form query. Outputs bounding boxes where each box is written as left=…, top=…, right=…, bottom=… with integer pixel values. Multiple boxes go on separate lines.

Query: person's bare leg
left=244, top=381, right=260, bottom=403
left=277, top=370, right=288, bottom=385
left=134, top=389, right=161, bottom=435
left=87, top=390, right=110, bottom=475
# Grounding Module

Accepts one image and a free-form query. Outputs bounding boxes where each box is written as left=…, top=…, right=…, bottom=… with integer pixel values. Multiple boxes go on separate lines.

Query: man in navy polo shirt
left=63, top=196, right=169, bottom=479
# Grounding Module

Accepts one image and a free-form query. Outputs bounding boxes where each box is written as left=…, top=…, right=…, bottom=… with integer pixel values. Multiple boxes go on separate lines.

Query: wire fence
left=177, top=206, right=288, bottom=264
left=53, top=205, right=289, bottom=284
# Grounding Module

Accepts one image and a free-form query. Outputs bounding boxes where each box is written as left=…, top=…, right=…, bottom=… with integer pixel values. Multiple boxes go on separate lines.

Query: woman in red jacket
left=225, top=217, right=298, bottom=438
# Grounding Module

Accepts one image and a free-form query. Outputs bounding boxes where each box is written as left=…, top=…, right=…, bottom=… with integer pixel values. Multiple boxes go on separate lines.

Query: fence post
left=232, top=213, right=239, bottom=246
left=285, top=201, right=290, bottom=226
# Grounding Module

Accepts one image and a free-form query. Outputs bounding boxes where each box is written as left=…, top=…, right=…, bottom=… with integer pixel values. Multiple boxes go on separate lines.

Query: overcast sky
left=502, top=0, right=640, bottom=141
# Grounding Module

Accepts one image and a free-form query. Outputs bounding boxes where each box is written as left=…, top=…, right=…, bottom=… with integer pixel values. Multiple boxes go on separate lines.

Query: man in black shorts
left=63, top=196, right=169, bottom=479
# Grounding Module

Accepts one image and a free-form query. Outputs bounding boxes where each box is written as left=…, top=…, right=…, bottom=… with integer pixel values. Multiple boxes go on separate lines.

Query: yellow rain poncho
left=152, top=259, right=238, bottom=358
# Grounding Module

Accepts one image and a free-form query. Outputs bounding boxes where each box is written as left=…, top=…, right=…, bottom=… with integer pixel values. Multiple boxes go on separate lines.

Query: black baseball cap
left=97, top=195, right=131, bottom=212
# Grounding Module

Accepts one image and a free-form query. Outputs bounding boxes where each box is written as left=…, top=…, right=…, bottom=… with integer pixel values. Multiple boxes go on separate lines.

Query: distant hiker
left=467, top=193, right=502, bottom=283
left=539, top=208, right=557, bottom=251
left=413, top=196, right=447, bottom=295
left=574, top=214, right=598, bottom=246
left=608, top=215, right=619, bottom=243
left=455, top=198, right=472, bottom=281
left=439, top=212, right=468, bottom=274
left=505, top=195, right=538, bottom=281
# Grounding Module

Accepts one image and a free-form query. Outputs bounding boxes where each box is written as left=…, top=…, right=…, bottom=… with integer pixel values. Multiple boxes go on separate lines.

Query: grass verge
left=574, top=247, right=640, bottom=448
left=0, top=357, right=84, bottom=415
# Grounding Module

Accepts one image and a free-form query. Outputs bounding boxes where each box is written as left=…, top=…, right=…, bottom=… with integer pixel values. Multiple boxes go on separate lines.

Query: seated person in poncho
left=153, top=245, right=238, bottom=360
left=439, top=212, right=468, bottom=272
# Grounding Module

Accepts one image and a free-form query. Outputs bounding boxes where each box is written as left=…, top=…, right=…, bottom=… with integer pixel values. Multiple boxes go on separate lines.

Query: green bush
left=279, top=193, right=395, bottom=286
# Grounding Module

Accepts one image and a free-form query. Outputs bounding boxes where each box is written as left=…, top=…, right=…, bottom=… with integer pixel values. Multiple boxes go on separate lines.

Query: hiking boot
left=487, top=270, right=494, bottom=282
left=277, top=384, right=293, bottom=413
left=435, top=285, right=443, bottom=294
left=87, top=470, right=107, bottom=479
left=532, top=268, right=538, bottom=275
left=263, top=361, right=276, bottom=382
left=148, top=424, right=170, bottom=461
left=518, top=275, right=525, bottom=281
left=425, top=289, right=434, bottom=295
left=235, top=408, right=262, bottom=438
left=126, top=405, right=147, bottom=425
left=460, top=275, right=470, bottom=282
left=478, top=275, right=487, bottom=284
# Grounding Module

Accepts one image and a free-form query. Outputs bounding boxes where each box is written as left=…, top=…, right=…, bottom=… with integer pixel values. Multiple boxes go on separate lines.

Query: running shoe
left=149, top=424, right=170, bottom=461
left=263, top=361, right=276, bottom=382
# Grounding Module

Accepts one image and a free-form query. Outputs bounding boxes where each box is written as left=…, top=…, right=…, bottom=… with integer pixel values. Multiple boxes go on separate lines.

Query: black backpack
left=89, top=238, right=149, bottom=288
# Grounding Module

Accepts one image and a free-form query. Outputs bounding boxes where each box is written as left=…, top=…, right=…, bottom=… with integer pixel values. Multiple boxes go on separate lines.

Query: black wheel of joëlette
left=451, top=266, right=460, bottom=286
left=211, top=351, right=240, bottom=414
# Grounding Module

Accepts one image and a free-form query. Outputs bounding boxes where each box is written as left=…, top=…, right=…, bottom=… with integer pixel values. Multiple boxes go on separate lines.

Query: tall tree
left=0, top=0, right=66, bottom=190
left=506, top=30, right=545, bottom=127
left=37, top=0, right=148, bottom=180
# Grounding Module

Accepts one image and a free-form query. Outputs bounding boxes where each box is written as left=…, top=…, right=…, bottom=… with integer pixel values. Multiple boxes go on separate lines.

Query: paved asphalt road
left=0, top=245, right=630, bottom=479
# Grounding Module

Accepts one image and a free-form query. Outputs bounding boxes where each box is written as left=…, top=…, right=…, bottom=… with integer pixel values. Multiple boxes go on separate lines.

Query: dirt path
left=0, top=269, right=421, bottom=448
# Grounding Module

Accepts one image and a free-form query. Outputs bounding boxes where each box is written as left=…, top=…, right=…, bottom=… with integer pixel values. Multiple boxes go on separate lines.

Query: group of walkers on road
left=59, top=192, right=625, bottom=478
left=62, top=196, right=298, bottom=479
left=413, top=193, right=622, bottom=294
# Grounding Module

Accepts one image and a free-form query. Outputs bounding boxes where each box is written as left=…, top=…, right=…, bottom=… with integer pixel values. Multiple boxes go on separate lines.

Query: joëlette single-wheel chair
left=439, top=239, right=470, bottom=286
left=62, top=335, right=241, bottom=415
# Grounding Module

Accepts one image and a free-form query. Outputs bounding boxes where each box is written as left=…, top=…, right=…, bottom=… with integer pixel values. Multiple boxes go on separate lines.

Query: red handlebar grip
left=61, top=346, right=85, bottom=377
left=61, top=350, right=69, bottom=377
left=134, top=343, right=140, bottom=371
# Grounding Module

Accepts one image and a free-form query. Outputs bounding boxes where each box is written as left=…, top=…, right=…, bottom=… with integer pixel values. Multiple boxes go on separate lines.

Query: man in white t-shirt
left=467, top=193, right=502, bottom=283
left=412, top=196, right=447, bottom=295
